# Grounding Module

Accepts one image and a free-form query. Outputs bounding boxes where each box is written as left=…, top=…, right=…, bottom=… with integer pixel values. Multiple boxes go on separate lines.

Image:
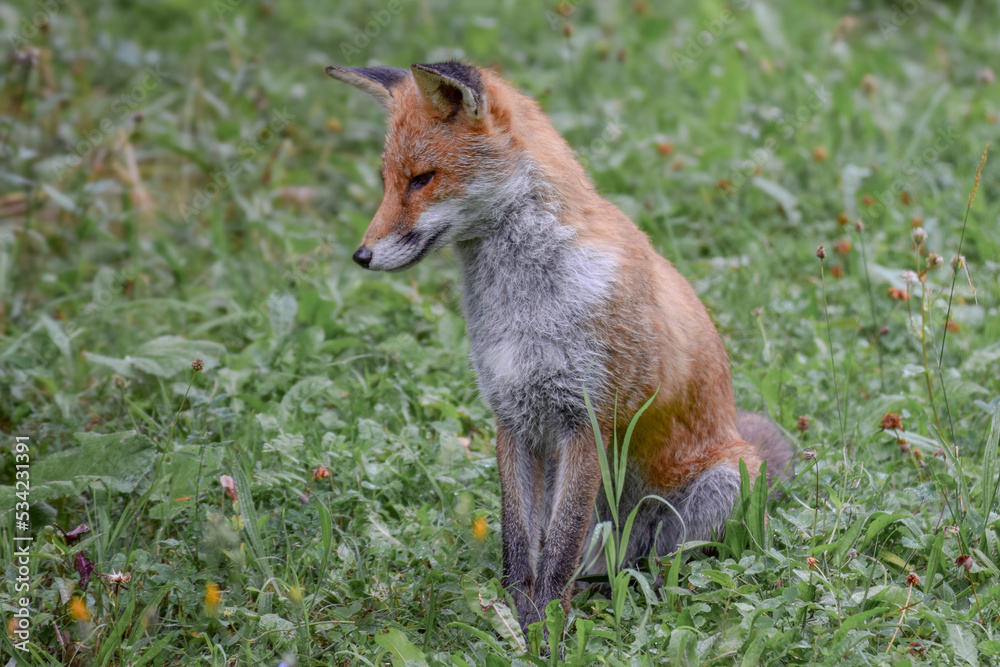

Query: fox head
left=327, top=61, right=527, bottom=271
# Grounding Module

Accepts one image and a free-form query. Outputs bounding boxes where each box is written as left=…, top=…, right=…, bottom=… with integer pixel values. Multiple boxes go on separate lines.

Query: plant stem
left=857, top=229, right=886, bottom=393
left=819, top=260, right=847, bottom=450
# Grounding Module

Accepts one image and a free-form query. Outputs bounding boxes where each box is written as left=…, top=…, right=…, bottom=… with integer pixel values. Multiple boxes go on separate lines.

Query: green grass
left=2, top=0, right=1000, bottom=664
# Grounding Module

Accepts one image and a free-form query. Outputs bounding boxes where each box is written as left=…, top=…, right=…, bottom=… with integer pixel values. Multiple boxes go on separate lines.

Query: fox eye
left=409, top=171, right=435, bottom=191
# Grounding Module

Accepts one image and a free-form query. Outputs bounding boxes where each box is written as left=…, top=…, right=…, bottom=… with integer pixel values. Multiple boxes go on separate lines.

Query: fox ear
left=411, top=62, right=486, bottom=120
left=325, top=65, right=409, bottom=110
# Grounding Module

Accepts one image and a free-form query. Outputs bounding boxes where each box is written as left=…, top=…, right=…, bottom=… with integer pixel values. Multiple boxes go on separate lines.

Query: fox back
left=328, top=61, right=794, bottom=629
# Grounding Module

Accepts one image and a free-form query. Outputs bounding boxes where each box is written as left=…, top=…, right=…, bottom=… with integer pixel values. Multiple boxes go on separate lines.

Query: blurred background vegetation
left=1, top=0, right=999, bottom=664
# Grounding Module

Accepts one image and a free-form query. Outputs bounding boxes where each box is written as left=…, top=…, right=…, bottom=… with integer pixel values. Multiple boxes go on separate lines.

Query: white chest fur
left=455, top=206, right=615, bottom=445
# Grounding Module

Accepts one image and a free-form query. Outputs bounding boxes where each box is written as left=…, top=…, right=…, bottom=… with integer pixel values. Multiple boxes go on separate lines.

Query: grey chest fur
left=455, top=218, right=615, bottom=444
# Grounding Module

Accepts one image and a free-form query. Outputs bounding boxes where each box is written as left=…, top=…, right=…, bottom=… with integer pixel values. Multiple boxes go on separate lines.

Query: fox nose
left=352, top=245, right=372, bottom=268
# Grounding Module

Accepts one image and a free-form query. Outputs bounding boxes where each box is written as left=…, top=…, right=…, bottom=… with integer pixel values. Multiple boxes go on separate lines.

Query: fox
left=326, top=61, right=795, bottom=629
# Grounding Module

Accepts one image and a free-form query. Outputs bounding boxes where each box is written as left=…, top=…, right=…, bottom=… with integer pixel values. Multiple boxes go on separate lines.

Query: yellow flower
left=205, top=582, right=222, bottom=615
left=471, top=516, right=488, bottom=542
left=70, top=596, right=91, bottom=622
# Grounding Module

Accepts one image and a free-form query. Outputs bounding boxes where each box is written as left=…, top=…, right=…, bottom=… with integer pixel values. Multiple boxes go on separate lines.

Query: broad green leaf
left=543, top=598, right=565, bottom=662
left=460, top=576, right=526, bottom=653
left=858, top=511, right=911, bottom=553
left=979, top=641, right=1000, bottom=656
left=946, top=624, right=979, bottom=667
left=86, top=335, right=225, bottom=378
left=0, top=431, right=157, bottom=509
left=374, top=628, right=429, bottom=667
left=668, top=627, right=698, bottom=666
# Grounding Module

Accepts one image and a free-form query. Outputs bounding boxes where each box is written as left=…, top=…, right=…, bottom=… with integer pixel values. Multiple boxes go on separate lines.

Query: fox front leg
left=495, top=425, right=546, bottom=627
left=532, top=428, right=603, bottom=625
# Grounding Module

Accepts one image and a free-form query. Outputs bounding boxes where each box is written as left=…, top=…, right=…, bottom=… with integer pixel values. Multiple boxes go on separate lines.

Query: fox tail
left=737, top=411, right=796, bottom=496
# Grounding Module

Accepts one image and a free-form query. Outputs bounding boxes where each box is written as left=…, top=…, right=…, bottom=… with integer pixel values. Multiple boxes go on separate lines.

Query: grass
left=2, top=0, right=1000, bottom=664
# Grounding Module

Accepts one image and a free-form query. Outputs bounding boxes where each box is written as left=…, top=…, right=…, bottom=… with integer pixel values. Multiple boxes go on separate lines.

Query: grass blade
left=583, top=384, right=617, bottom=525
left=979, top=402, right=1000, bottom=537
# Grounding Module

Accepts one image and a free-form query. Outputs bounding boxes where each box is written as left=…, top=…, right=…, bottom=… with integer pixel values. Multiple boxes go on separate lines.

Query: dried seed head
left=837, top=211, right=849, bottom=226
left=950, top=254, right=965, bottom=270
left=751, top=307, right=763, bottom=317
left=220, top=475, right=237, bottom=502
left=944, top=525, right=960, bottom=536
left=861, top=74, right=878, bottom=97
left=880, top=412, right=904, bottom=431
left=905, top=572, right=921, bottom=587
left=898, top=440, right=910, bottom=454
left=796, top=415, right=811, bottom=432
left=801, top=449, right=817, bottom=460
left=888, top=287, right=910, bottom=301
left=901, top=270, right=919, bottom=284
left=933, top=448, right=946, bottom=460
left=854, top=219, right=865, bottom=233
left=192, top=358, right=204, bottom=372
left=955, top=554, right=973, bottom=572
left=313, top=464, right=330, bottom=481
left=14, top=48, right=41, bottom=67
left=911, top=227, right=928, bottom=245
left=835, top=14, right=856, bottom=37
left=113, top=374, right=129, bottom=390
left=846, top=548, right=859, bottom=560
left=879, top=325, right=890, bottom=336
left=806, top=557, right=820, bottom=569
left=970, top=143, right=989, bottom=209
left=105, top=568, right=132, bottom=585
left=927, top=252, right=943, bottom=269
left=816, top=245, right=827, bottom=259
